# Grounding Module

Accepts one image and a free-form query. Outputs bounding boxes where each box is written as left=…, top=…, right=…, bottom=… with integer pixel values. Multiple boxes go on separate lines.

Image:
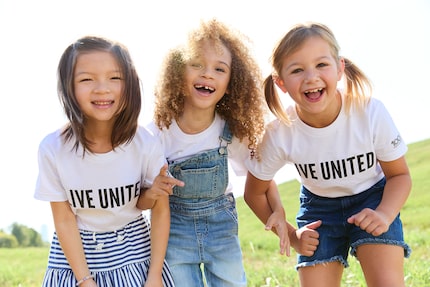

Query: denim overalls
left=166, top=124, right=247, bottom=287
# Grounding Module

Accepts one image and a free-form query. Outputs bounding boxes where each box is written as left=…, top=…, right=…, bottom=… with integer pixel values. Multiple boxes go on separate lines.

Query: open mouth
left=304, top=88, right=324, bottom=100
left=194, top=84, right=215, bottom=94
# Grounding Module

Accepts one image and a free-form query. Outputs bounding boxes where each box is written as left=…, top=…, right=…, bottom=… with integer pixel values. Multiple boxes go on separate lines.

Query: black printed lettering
left=346, top=157, right=356, bottom=175
left=295, top=163, right=318, bottom=179
left=357, top=154, right=365, bottom=172
left=134, top=181, right=140, bottom=197
left=320, top=162, right=330, bottom=180
left=109, top=188, right=120, bottom=207
left=85, top=190, right=95, bottom=208
left=96, top=181, right=141, bottom=208
left=296, top=152, right=376, bottom=181
left=69, top=189, right=92, bottom=208
left=366, top=152, right=375, bottom=168
left=99, top=189, right=109, bottom=208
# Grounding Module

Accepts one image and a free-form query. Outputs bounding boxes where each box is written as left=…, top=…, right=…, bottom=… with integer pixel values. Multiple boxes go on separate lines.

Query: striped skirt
left=42, top=215, right=175, bottom=287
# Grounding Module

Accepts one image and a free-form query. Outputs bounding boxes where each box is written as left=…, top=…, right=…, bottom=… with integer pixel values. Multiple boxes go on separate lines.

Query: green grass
left=0, top=139, right=429, bottom=287
left=0, top=247, right=47, bottom=286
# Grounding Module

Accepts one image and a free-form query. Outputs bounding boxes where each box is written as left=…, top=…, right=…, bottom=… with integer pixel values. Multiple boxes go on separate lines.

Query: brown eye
left=190, top=62, right=203, bottom=69
left=291, top=68, right=303, bottom=74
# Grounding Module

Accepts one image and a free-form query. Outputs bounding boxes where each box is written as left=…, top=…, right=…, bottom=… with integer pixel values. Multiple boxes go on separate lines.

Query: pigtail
left=342, top=57, right=372, bottom=113
left=263, top=75, right=291, bottom=125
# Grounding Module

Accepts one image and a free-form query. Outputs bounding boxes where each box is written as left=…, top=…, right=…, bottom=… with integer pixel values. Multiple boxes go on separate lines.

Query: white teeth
left=304, top=88, right=322, bottom=94
left=93, top=101, right=112, bottom=105
left=195, top=84, right=215, bottom=92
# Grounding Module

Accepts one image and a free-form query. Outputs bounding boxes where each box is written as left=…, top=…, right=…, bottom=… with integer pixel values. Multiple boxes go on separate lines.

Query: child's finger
left=170, top=178, right=184, bottom=187
left=279, top=233, right=291, bottom=257
left=159, top=164, right=168, bottom=176
left=165, top=168, right=185, bottom=188
left=305, top=220, right=322, bottom=232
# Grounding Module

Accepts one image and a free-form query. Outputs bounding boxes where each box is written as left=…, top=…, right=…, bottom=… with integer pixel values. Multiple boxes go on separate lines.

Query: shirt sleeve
left=140, top=128, right=167, bottom=188
left=245, top=120, right=288, bottom=181
left=34, top=133, right=68, bottom=202
left=228, top=138, right=251, bottom=177
left=370, top=98, right=408, bottom=161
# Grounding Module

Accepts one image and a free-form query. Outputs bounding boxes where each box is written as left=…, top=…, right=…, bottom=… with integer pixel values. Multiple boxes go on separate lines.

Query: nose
left=94, top=81, right=111, bottom=94
left=200, top=66, right=214, bottom=79
left=304, top=69, right=318, bottom=82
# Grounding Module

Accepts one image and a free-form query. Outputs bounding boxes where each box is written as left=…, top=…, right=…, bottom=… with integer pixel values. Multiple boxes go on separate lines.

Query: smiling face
left=73, top=51, right=123, bottom=127
left=275, top=36, right=344, bottom=127
left=183, top=39, right=232, bottom=114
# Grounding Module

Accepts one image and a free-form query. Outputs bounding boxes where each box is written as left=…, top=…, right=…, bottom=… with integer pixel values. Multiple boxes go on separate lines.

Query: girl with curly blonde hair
left=146, top=18, right=267, bottom=286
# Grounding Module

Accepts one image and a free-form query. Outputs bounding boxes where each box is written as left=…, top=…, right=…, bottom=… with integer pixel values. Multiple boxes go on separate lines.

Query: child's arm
left=50, top=201, right=97, bottom=287
left=348, top=156, right=411, bottom=236
left=137, top=164, right=184, bottom=210
left=243, top=172, right=278, bottom=227
left=265, top=181, right=322, bottom=256
left=244, top=172, right=290, bottom=255
left=144, top=195, right=170, bottom=287
left=244, top=172, right=321, bottom=256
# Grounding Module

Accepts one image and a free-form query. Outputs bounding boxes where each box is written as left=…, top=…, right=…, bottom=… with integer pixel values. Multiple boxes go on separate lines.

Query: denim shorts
left=295, top=178, right=411, bottom=269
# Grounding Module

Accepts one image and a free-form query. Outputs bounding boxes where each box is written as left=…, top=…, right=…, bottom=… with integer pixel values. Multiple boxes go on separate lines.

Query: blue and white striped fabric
left=41, top=215, right=175, bottom=287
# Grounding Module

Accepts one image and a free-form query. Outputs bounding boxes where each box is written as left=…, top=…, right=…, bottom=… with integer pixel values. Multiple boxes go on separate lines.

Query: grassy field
left=0, top=139, right=428, bottom=287
left=0, top=247, right=47, bottom=286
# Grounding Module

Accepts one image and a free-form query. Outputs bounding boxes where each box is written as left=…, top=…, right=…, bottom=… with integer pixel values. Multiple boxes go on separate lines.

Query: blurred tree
left=0, top=231, right=18, bottom=248
left=10, top=222, right=44, bottom=247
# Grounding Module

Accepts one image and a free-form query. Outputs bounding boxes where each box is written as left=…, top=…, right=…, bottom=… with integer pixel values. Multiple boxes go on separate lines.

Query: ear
left=273, top=75, right=288, bottom=93
left=337, top=57, right=345, bottom=81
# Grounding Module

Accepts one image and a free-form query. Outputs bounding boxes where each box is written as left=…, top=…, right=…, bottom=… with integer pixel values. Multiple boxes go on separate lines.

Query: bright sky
left=1, top=0, right=429, bottom=237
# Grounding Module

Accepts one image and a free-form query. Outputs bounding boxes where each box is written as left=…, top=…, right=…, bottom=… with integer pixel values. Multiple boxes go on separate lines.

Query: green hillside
left=237, top=138, right=430, bottom=286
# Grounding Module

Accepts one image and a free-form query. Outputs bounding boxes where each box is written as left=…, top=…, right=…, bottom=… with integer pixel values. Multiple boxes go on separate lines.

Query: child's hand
left=146, top=164, right=184, bottom=199
left=347, top=208, right=390, bottom=236
left=265, top=211, right=291, bottom=256
left=291, top=220, right=321, bottom=256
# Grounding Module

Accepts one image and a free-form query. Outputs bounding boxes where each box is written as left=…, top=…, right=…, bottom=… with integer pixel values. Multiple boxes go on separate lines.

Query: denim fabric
left=168, top=147, right=229, bottom=199
left=166, top=124, right=246, bottom=287
left=296, top=178, right=411, bottom=269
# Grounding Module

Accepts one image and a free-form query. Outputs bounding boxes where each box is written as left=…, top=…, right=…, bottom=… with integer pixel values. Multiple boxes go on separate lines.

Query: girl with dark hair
left=35, top=36, right=181, bottom=287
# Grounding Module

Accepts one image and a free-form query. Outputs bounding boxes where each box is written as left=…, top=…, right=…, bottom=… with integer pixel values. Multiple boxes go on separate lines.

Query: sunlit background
left=1, top=0, right=429, bottom=240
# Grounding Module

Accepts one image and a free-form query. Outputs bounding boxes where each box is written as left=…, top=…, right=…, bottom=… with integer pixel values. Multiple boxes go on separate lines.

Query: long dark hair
left=57, top=36, right=141, bottom=153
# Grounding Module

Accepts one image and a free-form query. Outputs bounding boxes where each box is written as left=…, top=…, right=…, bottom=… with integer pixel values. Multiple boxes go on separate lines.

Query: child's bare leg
left=356, top=244, right=405, bottom=287
left=298, top=261, right=343, bottom=287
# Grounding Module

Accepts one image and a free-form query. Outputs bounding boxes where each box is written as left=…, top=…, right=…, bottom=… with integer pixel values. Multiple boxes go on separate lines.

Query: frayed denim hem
left=350, top=238, right=412, bottom=258
left=295, top=255, right=348, bottom=271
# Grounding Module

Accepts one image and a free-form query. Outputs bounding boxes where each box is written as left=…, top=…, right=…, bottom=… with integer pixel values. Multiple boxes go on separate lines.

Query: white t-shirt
left=34, top=126, right=166, bottom=231
left=147, top=114, right=250, bottom=194
left=246, top=97, right=407, bottom=197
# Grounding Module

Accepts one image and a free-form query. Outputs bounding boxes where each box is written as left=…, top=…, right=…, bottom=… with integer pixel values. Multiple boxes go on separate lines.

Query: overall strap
left=219, top=122, right=233, bottom=146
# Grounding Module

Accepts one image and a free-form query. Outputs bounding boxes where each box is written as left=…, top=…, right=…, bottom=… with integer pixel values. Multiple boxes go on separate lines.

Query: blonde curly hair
left=153, top=18, right=267, bottom=153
